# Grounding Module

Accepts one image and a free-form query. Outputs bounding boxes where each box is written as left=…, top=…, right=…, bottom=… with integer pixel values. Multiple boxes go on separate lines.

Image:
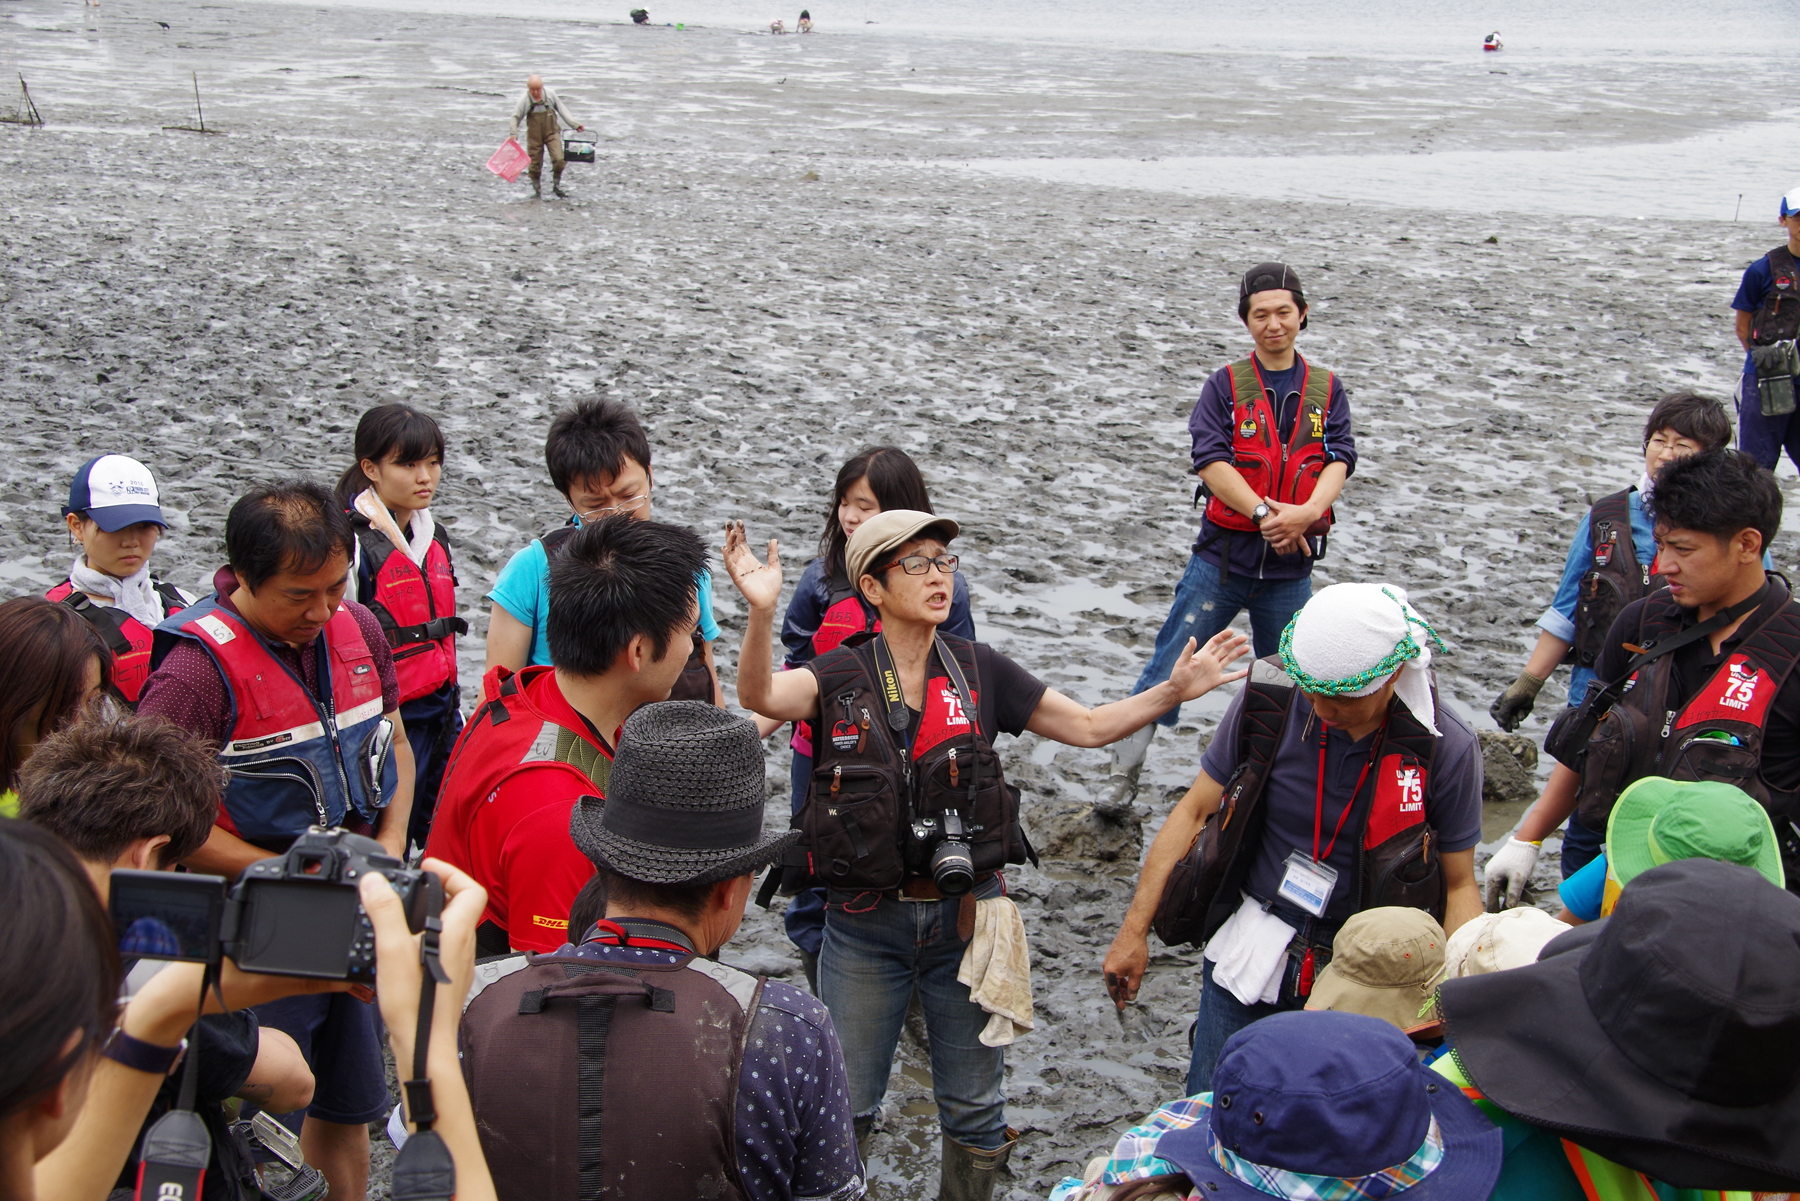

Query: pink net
left=486, top=138, right=530, bottom=182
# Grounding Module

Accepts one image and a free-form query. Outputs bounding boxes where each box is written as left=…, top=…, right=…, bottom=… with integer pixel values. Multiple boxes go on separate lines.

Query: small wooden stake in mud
left=0, top=75, right=45, bottom=126
left=163, top=72, right=223, bottom=134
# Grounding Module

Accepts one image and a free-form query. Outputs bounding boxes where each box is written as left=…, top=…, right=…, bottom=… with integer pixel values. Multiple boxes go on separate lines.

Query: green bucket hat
left=1605, top=777, right=1785, bottom=894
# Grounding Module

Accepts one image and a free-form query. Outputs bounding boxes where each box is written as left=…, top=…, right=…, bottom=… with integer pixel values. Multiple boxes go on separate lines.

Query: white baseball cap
left=1781, top=183, right=1800, bottom=218
left=64, top=455, right=167, bottom=531
left=1444, top=906, right=1566, bottom=978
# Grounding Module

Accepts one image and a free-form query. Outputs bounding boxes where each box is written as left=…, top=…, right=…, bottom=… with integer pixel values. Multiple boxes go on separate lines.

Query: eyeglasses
left=883, top=554, right=959, bottom=576
left=577, top=492, right=650, bottom=521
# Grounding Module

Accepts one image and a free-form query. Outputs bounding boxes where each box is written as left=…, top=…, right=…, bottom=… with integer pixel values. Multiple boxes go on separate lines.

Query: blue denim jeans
left=784, top=748, right=827, bottom=956
left=1133, top=554, right=1314, bottom=727
left=1184, top=913, right=1336, bottom=1095
left=1740, top=369, right=1800, bottom=473
left=819, top=892, right=1007, bottom=1149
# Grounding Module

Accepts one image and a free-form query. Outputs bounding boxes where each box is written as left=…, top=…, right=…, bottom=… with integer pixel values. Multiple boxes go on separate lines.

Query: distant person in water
left=631, top=7, right=650, bottom=21
left=1483, top=30, right=1502, bottom=49
left=770, top=18, right=786, bottom=33
left=798, top=10, right=813, bottom=31
left=509, top=75, right=585, bottom=200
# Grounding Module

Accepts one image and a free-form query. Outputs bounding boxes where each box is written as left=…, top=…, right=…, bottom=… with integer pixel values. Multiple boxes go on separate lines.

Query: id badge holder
left=1277, top=851, right=1338, bottom=918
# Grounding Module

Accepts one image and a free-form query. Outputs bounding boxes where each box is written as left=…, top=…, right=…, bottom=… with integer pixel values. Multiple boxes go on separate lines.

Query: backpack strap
left=151, top=578, right=186, bottom=617
left=540, top=521, right=579, bottom=557
left=56, top=590, right=133, bottom=655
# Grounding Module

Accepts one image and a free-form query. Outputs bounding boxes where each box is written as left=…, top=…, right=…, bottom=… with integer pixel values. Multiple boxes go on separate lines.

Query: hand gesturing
left=723, top=520, right=783, bottom=612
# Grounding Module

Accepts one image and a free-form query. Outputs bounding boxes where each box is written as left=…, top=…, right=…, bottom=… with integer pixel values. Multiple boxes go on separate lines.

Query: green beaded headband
left=1278, top=587, right=1448, bottom=696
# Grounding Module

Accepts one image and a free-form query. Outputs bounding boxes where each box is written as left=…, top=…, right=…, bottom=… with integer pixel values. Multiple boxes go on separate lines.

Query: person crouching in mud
left=509, top=74, right=584, bottom=199
left=724, top=511, right=1248, bottom=1201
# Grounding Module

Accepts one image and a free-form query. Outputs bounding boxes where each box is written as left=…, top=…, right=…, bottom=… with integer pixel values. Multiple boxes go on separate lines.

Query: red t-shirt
left=425, top=669, right=608, bottom=953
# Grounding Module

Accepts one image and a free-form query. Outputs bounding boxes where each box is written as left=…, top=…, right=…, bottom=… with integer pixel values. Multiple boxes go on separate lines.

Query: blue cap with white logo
left=1782, top=185, right=1800, bottom=219
left=64, top=455, right=167, bottom=532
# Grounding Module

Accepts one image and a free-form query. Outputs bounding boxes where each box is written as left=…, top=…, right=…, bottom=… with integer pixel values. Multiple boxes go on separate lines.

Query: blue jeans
left=1133, top=554, right=1314, bottom=727
left=784, top=748, right=827, bottom=956
left=1740, top=369, right=1800, bottom=473
left=819, top=892, right=1007, bottom=1149
left=1184, top=913, right=1335, bottom=1094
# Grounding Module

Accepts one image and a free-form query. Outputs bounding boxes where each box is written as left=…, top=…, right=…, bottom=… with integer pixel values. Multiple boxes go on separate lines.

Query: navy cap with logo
left=64, top=455, right=168, bottom=532
left=1154, top=1010, right=1501, bottom=1199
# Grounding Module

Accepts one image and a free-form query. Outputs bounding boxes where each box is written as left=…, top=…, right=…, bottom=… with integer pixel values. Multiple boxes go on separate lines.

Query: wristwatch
left=1250, top=503, right=1271, bottom=526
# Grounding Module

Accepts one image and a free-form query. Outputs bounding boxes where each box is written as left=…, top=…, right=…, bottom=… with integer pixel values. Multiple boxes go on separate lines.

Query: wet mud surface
left=4, top=1, right=1798, bottom=1196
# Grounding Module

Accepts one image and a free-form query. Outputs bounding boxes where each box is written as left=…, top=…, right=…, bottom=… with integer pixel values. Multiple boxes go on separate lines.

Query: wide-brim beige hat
left=1303, top=906, right=1446, bottom=1032
left=844, top=508, right=960, bottom=589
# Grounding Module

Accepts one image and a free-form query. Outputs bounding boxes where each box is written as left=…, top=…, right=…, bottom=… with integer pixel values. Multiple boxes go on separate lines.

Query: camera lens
left=930, top=839, right=975, bottom=895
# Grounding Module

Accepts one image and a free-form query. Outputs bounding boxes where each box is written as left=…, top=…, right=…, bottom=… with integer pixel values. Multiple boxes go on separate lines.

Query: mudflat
left=2, top=0, right=1793, bottom=1195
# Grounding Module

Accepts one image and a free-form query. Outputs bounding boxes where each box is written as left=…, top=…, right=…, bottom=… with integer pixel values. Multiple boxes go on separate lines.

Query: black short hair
left=0, top=818, right=120, bottom=1121
left=19, top=714, right=224, bottom=867
left=1643, top=391, right=1732, bottom=453
left=545, top=399, right=652, bottom=496
left=567, top=871, right=607, bottom=941
left=1650, top=448, right=1782, bottom=552
left=595, top=865, right=716, bottom=922
left=334, top=404, right=447, bottom=509
left=546, top=515, right=706, bottom=675
left=226, top=480, right=354, bottom=593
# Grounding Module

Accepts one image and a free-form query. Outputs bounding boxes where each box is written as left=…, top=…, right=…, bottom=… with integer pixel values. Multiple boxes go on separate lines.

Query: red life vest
left=46, top=578, right=186, bottom=704
left=795, top=572, right=879, bottom=750
left=426, top=665, right=613, bottom=926
left=1203, top=355, right=1337, bottom=535
left=353, top=522, right=464, bottom=706
left=153, top=597, right=395, bottom=844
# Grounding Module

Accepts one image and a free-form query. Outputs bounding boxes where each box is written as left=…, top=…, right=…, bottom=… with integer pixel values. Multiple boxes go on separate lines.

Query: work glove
left=1489, top=670, right=1548, bottom=732
left=1483, top=838, right=1542, bottom=911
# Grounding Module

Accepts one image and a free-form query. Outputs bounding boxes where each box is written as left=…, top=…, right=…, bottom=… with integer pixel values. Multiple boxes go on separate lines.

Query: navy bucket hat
left=1154, top=1011, right=1501, bottom=1199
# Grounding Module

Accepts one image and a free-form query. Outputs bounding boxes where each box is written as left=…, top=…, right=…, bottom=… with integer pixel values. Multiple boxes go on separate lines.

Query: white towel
left=1285, top=582, right=1442, bottom=735
left=69, top=555, right=181, bottom=629
left=353, top=488, right=435, bottom=567
left=957, top=896, right=1034, bottom=1047
left=1202, top=894, right=1294, bottom=1006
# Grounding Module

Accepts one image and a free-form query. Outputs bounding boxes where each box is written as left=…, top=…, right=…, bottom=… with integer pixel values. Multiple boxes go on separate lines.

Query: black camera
left=110, top=827, right=431, bottom=984
left=911, top=809, right=976, bottom=896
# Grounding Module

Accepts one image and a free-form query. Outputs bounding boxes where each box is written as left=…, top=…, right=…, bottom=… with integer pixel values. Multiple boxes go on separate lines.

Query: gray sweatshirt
left=510, top=86, right=579, bottom=136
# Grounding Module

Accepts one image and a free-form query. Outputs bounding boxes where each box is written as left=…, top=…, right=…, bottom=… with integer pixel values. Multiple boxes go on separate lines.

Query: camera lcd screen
left=233, top=879, right=361, bottom=979
left=109, top=870, right=226, bottom=964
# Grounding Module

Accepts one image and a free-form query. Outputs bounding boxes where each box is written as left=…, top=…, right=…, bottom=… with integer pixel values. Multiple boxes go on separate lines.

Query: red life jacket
left=1203, top=355, right=1337, bottom=536
left=795, top=571, right=879, bottom=749
left=427, top=666, right=613, bottom=927
left=47, top=579, right=187, bottom=704
left=353, top=522, right=464, bottom=706
left=153, top=597, right=395, bottom=844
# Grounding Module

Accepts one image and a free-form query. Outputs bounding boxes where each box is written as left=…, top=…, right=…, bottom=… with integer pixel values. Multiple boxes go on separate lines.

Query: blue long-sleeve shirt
left=1188, top=356, right=1356, bottom=580
left=1536, top=486, right=1656, bottom=707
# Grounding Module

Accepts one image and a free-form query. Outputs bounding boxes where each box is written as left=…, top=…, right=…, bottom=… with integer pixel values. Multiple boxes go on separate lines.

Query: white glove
left=1483, top=838, right=1542, bottom=911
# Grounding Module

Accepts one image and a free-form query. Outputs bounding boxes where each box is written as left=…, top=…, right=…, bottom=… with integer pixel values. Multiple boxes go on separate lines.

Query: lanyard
left=1313, top=722, right=1382, bottom=864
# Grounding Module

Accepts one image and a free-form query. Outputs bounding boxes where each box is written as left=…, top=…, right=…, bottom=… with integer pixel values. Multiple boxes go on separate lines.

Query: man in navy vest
left=1730, top=183, right=1800, bottom=474
left=1106, top=263, right=1357, bottom=812
left=140, top=479, right=415, bottom=1201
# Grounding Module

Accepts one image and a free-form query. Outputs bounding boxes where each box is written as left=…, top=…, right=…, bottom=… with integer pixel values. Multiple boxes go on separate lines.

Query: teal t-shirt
left=487, top=530, right=722, bottom=668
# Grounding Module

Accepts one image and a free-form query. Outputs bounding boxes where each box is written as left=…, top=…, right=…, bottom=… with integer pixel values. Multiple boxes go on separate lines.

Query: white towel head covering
left=1280, top=583, right=1446, bottom=735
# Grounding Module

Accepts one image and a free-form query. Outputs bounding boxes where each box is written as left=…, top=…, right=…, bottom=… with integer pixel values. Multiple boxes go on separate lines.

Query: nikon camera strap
left=391, top=874, right=456, bottom=1201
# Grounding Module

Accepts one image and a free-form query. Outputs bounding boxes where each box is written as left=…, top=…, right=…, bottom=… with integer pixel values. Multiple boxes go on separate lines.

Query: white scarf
left=69, top=555, right=169, bottom=629
left=353, top=489, right=435, bottom=567
left=1284, top=583, right=1442, bottom=735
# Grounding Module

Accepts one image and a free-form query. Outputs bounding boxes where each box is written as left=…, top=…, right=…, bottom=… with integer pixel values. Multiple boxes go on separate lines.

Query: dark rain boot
left=938, top=1129, right=1018, bottom=1201
left=552, top=164, right=567, bottom=197
left=529, top=171, right=542, bottom=199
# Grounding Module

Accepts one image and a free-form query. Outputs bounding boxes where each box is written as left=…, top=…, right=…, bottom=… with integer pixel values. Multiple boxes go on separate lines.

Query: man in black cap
left=458, top=701, right=866, bottom=1201
left=1434, top=857, right=1800, bottom=1194
left=1106, top=262, right=1357, bottom=809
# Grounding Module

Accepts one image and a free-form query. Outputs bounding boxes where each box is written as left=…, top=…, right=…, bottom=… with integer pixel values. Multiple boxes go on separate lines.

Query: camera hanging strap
left=134, top=967, right=215, bottom=1201
left=392, top=874, right=456, bottom=1201
left=870, top=634, right=916, bottom=794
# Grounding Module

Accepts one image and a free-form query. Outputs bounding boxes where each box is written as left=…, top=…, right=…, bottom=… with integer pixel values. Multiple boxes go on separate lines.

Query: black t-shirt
left=1595, top=594, right=1800, bottom=793
left=116, top=1010, right=260, bottom=1201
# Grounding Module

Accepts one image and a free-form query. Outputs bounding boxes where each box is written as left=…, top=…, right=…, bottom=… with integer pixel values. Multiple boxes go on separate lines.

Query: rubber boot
left=1096, top=724, right=1156, bottom=819
left=530, top=172, right=542, bottom=199
left=552, top=164, right=567, bottom=198
left=798, top=947, right=819, bottom=995
left=938, top=1129, right=1018, bottom=1201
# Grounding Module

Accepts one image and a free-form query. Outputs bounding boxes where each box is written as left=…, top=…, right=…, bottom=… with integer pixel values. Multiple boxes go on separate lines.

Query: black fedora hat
left=568, top=701, right=799, bottom=886
left=1440, top=858, right=1800, bottom=1190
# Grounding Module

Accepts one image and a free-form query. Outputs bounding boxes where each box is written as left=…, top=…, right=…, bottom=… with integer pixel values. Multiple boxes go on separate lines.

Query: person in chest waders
left=509, top=74, right=584, bottom=199
left=726, top=509, right=1249, bottom=1201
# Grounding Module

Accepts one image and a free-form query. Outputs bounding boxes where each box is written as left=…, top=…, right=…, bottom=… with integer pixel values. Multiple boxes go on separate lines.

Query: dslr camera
left=909, top=808, right=976, bottom=896
left=110, top=827, right=432, bottom=984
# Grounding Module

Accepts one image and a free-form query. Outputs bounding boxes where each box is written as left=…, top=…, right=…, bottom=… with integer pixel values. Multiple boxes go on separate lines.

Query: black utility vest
left=1568, top=488, right=1652, bottom=669
left=1194, top=659, right=1444, bottom=944
left=1751, top=246, right=1800, bottom=346
left=1575, top=580, right=1800, bottom=838
left=461, top=947, right=760, bottom=1201
left=796, top=633, right=1029, bottom=891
